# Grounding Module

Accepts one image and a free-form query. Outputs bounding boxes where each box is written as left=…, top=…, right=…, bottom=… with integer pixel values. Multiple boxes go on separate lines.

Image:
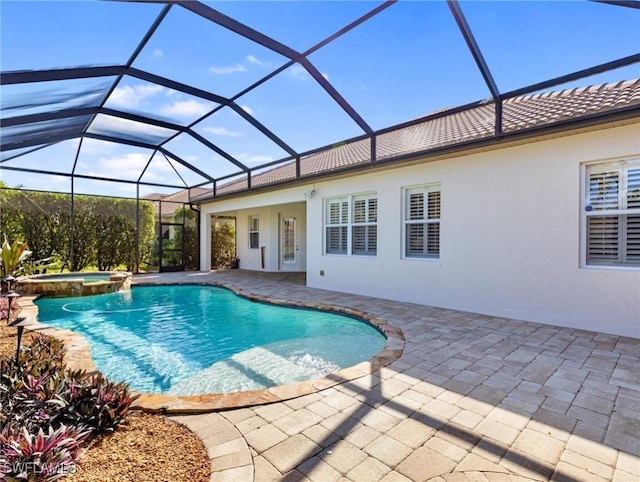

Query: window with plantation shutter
left=584, top=160, right=640, bottom=267
left=352, top=195, right=377, bottom=255
left=324, top=193, right=377, bottom=256
left=403, top=184, right=440, bottom=259
left=325, top=197, right=348, bottom=255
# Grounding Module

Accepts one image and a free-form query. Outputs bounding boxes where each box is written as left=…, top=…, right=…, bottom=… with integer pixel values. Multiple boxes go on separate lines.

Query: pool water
left=36, top=274, right=112, bottom=284
left=35, top=285, right=386, bottom=395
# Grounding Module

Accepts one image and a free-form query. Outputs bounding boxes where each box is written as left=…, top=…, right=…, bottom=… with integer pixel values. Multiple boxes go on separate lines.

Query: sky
left=1, top=0, right=638, bottom=198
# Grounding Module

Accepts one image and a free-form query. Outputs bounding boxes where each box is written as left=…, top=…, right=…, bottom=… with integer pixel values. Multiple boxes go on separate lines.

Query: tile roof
left=143, top=187, right=211, bottom=216
left=202, top=79, right=640, bottom=199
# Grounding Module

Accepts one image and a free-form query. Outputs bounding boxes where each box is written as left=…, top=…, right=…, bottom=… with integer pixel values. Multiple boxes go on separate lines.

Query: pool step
left=75, top=318, right=200, bottom=390
left=167, top=345, right=313, bottom=396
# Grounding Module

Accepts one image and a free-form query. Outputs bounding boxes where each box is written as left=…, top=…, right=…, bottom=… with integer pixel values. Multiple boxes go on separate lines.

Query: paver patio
left=143, top=271, right=639, bottom=482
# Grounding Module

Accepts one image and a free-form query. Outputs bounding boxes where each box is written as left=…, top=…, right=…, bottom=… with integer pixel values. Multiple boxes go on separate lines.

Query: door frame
left=279, top=213, right=298, bottom=271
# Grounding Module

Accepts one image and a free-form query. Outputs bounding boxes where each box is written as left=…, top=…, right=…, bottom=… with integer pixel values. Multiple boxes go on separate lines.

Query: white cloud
left=210, top=64, right=247, bottom=75
left=240, top=104, right=254, bottom=115
left=289, top=64, right=310, bottom=81
left=152, top=49, right=164, bottom=59
left=236, top=153, right=273, bottom=165
left=247, top=155, right=273, bottom=164
left=115, top=184, right=137, bottom=194
left=246, top=55, right=268, bottom=67
left=82, top=154, right=145, bottom=182
left=102, top=153, right=147, bottom=170
left=85, top=152, right=176, bottom=184
left=40, top=175, right=68, bottom=186
left=80, top=138, right=118, bottom=154
left=90, top=115, right=173, bottom=144
left=288, top=65, right=329, bottom=82
left=203, top=126, right=242, bottom=137
left=159, top=99, right=211, bottom=118
left=108, top=84, right=164, bottom=108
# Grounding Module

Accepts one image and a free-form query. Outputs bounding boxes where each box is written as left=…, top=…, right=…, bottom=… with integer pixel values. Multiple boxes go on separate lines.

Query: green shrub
left=0, top=190, right=155, bottom=273
left=65, top=373, right=138, bottom=433
left=1, top=334, right=138, bottom=434
left=211, top=220, right=236, bottom=268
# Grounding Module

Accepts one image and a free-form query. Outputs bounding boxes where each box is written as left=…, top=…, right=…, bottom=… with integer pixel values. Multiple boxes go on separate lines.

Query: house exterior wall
left=200, top=124, right=640, bottom=338
left=305, top=124, right=639, bottom=338
left=200, top=189, right=309, bottom=272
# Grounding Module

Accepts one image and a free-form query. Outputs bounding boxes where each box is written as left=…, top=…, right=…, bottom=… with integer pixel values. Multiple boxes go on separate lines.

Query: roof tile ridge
left=620, top=78, right=640, bottom=90
left=506, top=78, right=639, bottom=104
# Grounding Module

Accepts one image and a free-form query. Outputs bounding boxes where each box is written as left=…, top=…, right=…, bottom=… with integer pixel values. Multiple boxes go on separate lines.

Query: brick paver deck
left=123, top=271, right=640, bottom=480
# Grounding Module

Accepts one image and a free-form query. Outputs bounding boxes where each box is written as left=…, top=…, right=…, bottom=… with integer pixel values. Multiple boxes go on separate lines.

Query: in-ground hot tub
left=17, top=272, right=132, bottom=297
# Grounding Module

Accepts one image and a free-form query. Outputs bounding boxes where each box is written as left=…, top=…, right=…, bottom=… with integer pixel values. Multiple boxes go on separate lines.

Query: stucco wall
left=304, top=125, right=639, bottom=338
left=200, top=190, right=309, bottom=272
left=201, top=124, right=640, bottom=337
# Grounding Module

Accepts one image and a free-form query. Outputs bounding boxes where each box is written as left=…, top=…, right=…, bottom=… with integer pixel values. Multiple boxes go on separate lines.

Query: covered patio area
left=132, top=271, right=639, bottom=482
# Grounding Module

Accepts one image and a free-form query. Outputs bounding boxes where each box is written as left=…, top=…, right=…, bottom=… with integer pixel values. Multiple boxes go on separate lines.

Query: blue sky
left=1, top=0, right=638, bottom=197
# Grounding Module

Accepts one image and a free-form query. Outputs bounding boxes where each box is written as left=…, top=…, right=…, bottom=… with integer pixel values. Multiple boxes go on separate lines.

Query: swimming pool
left=35, top=285, right=386, bottom=395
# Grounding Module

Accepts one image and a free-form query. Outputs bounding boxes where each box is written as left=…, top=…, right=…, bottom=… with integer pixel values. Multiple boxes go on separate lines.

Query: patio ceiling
left=1, top=0, right=639, bottom=199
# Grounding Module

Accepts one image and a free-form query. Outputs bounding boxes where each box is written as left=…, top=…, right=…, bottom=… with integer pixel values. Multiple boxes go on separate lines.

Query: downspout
left=70, top=177, right=75, bottom=271
left=136, top=183, right=140, bottom=274
left=189, top=203, right=200, bottom=271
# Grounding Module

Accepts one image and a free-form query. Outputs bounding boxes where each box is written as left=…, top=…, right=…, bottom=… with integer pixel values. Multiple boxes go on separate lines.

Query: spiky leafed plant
left=0, top=424, right=87, bottom=481
left=0, top=234, right=32, bottom=277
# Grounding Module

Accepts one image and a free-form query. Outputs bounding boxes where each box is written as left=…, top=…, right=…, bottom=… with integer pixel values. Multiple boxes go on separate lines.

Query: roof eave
left=194, top=104, right=640, bottom=205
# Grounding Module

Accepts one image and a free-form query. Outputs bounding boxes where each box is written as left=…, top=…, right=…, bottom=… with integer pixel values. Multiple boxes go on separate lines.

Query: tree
left=211, top=220, right=236, bottom=269
left=0, top=189, right=156, bottom=273
left=174, top=207, right=199, bottom=270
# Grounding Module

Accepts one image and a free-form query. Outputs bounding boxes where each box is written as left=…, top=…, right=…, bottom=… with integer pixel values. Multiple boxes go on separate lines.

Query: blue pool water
left=35, top=285, right=386, bottom=395
left=36, top=273, right=112, bottom=284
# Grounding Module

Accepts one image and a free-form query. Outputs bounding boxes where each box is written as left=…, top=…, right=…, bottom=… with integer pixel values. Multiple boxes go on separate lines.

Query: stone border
left=17, top=271, right=132, bottom=297
left=9, top=295, right=97, bottom=372
left=15, top=280, right=405, bottom=414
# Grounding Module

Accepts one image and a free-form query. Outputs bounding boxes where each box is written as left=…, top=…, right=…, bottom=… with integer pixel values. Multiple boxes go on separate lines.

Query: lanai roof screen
left=1, top=0, right=638, bottom=198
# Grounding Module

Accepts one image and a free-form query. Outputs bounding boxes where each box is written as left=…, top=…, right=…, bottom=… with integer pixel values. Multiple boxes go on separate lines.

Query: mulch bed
left=1, top=323, right=211, bottom=482
left=67, top=412, right=210, bottom=482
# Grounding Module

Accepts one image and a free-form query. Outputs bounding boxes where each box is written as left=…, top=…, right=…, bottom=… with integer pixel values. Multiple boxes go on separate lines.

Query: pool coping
left=17, top=271, right=132, bottom=297
left=15, top=280, right=405, bottom=414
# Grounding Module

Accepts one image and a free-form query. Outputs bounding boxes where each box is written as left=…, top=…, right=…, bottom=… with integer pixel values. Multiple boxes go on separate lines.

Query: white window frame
left=324, top=192, right=377, bottom=256
left=581, top=159, right=640, bottom=269
left=249, top=215, right=260, bottom=249
left=402, top=183, right=441, bottom=260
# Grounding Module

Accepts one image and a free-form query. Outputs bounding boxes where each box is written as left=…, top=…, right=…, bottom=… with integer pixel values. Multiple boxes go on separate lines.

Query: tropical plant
left=0, top=296, right=22, bottom=323
left=19, top=256, right=59, bottom=276
left=0, top=337, right=139, bottom=480
left=0, top=235, right=32, bottom=277
left=0, top=424, right=87, bottom=482
left=65, top=373, right=138, bottom=433
left=1, top=332, right=138, bottom=461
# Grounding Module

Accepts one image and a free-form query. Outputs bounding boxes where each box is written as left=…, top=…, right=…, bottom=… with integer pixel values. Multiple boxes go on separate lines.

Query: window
left=403, top=184, right=440, bottom=259
left=325, top=193, right=377, bottom=256
left=325, top=197, right=348, bottom=254
left=352, top=195, right=378, bottom=255
left=249, top=216, right=259, bottom=249
left=584, top=160, right=640, bottom=267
